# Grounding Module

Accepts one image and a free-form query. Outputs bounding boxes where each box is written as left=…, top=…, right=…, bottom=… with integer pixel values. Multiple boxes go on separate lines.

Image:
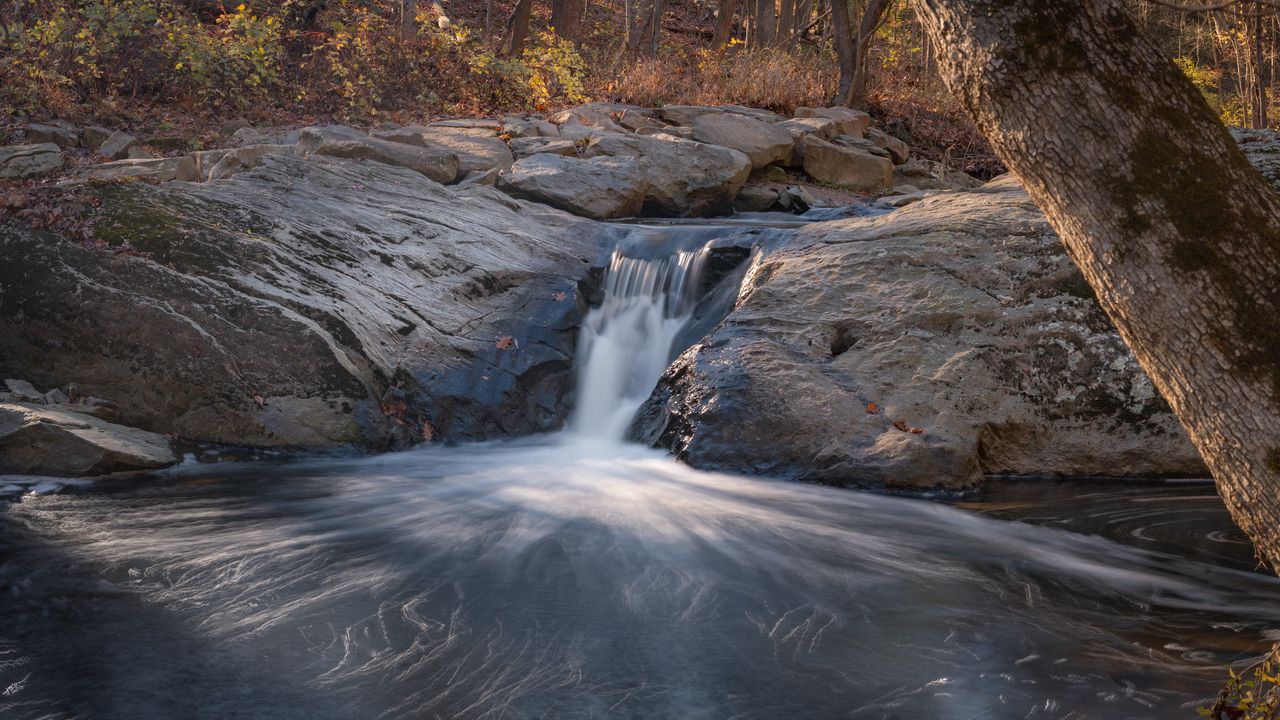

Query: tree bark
left=551, top=0, right=584, bottom=41
left=847, top=0, right=891, bottom=106
left=504, top=0, right=532, bottom=55
left=401, top=0, right=418, bottom=42
left=831, top=0, right=856, bottom=104
left=713, top=0, right=740, bottom=48
left=754, top=0, right=776, bottom=46
left=913, top=0, right=1280, bottom=569
left=777, top=0, right=795, bottom=46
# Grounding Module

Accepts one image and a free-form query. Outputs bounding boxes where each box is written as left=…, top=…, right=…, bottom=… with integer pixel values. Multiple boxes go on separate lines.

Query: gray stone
left=430, top=118, right=503, bottom=131
left=44, top=387, right=70, bottom=404
left=127, top=145, right=156, bottom=160
left=83, top=126, right=115, bottom=149
left=458, top=167, right=500, bottom=186
left=721, top=105, right=786, bottom=123
left=582, top=133, right=752, bottom=216
left=633, top=177, right=1206, bottom=489
left=776, top=117, right=841, bottom=142
left=867, top=127, right=910, bottom=164
left=616, top=110, right=666, bottom=133
left=99, top=131, right=138, bottom=160
left=373, top=126, right=514, bottom=174
left=691, top=113, right=794, bottom=169
left=84, top=157, right=197, bottom=183
left=499, top=153, right=647, bottom=219
left=298, top=128, right=459, bottom=183
left=1, top=153, right=609, bottom=447
left=26, top=121, right=78, bottom=148
left=0, top=144, right=62, bottom=179
left=4, top=379, right=45, bottom=403
left=734, top=185, right=779, bottom=212
left=204, top=144, right=295, bottom=181
left=0, top=402, right=176, bottom=477
left=794, top=106, right=871, bottom=137
left=801, top=136, right=892, bottom=193
left=509, top=136, right=579, bottom=159
left=502, top=117, right=559, bottom=139
left=893, top=159, right=982, bottom=191
left=657, top=105, right=724, bottom=126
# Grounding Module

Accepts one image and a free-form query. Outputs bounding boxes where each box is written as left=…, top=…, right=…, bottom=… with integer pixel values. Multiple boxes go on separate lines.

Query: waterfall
left=571, top=244, right=711, bottom=440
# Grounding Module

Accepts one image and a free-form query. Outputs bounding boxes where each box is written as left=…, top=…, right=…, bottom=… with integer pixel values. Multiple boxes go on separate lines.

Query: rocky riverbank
left=3, top=102, right=1262, bottom=489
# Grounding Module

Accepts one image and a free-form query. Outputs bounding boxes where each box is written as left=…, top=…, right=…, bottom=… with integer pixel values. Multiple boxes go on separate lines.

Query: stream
left=1, top=217, right=1276, bottom=719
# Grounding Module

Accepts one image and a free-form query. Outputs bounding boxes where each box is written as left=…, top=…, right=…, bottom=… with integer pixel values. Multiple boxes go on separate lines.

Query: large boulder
left=373, top=126, right=514, bottom=175
left=657, top=105, right=725, bottom=126
left=499, top=153, right=647, bottom=220
left=26, top=121, right=78, bottom=148
left=298, top=127, right=459, bottom=183
left=581, top=134, right=751, bottom=216
left=99, top=131, right=138, bottom=160
left=867, top=127, right=910, bottom=164
left=794, top=106, right=872, bottom=137
left=0, top=144, right=62, bottom=179
left=632, top=177, right=1206, bottom=490
left=691, top=113, right=793, bottom=169
left=0, top=154, right=610, bottom=448
left=801, top=135, right=893, bottom=193
left=0, top=402, right=176, bottom=477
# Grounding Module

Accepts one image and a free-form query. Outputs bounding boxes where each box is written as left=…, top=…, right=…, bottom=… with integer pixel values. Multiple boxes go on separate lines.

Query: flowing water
left=1, top=226, right=1277, bottom=720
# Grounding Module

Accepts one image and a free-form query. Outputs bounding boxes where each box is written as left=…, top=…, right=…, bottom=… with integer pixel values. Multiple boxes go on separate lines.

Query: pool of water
left=0, top=439, right=1273, bottom=720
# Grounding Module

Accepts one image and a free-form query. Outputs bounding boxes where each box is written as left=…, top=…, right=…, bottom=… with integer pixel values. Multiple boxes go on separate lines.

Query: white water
left=571, top=245, right=711, bottom=440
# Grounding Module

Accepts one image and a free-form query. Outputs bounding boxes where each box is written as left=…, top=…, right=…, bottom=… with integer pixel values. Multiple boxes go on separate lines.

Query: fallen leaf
left=892, top=419, right=909, bottom=432
left=495, top=335, right=516, bottom=350
left=253, top=394, right=265, bottom=407
left=866, top=402, right=878, bottom=414
left=910, top=427, right=925, bottom=434
left=421, top=421, right=435, bottom=441
left=552, top=291, right=567, bottom=301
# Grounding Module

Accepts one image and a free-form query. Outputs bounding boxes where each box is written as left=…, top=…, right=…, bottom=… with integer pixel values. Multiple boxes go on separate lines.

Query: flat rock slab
left=0, top=402, right=176, bottom=477
left=692, top=113, right=793, bottom=169
left=499, top=154, right=647, bottom=219
left=0, top=144, right=62, bottom=179
left=374, top=126, right=513, bottom=174
left=581, top=133, right=751, bottom=217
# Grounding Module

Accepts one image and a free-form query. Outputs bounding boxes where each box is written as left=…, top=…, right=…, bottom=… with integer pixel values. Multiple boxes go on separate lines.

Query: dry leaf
left=910, top=427, right=925, bottom=434
left=253, top=394, right=265, bottom=407
left=892, top=419, right=909, bottom=432
left=421, top=421, right=435, bottom=441
left=866, top=402, right=878, bottom=414
left=495, top=335, right=516, bottom=350
left=553, top=291, right=567, bottom=301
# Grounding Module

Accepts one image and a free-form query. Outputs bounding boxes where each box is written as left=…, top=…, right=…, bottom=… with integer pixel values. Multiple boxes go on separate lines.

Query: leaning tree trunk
left=713, top=0, right=740, bottom=48
left=913, top=0, right=1280, bottom=569
left=504, top=0, right=532, bottom=55
left=830, top=0, right=856, bottom=104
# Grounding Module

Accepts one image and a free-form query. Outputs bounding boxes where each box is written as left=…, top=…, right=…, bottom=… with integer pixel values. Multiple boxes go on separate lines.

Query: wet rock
left=0, top=144, right=62, bottom=179
left=0, top=402, right=176, bottom=477
left=633, top=177, right=1206, bottom=489
left=1, top=153, right=609, bottom=448
left=801, top=136, right=892, bottom=193
left=581, top=133, right=751, bottom=216
left=298, top=127, right=459, bottom=183
left=794, top=106, right=871, bottom=137
left=691, top=113, right=793, bottom=169
left=26, top=121, right=78, bottom=148
left=99, top=131, right=138, bottom=160
left=499, top=153, right=647, bottom=219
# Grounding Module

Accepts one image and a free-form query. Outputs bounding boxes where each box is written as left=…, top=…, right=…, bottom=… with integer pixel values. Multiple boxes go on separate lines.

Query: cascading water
left=571, top=244, right=711, bottom=440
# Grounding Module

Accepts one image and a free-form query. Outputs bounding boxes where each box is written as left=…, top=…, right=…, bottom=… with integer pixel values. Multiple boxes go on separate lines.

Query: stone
left=776, top=117, right=841, bottom=142
left=84, top=157, right=196, bottom=183
left=298, top=128, right=459, bottom=184
left=581, top=133, right=752, bottom=216
left=430, top=118, right=503, bottom=130
left=230, top=126, right=292, bottom=146
left=734, top=185, right=779, bottom=212
left=657, top=105, right=724, bottom=126
left=498, top=153, right=647, bottom=220
left=509, top=137, right=579, bottom=159
left=458, top=167, right=500, bottom=186
left=0, top=402, right=176, bottom=477
left=99, top=131, right=138, bottom=160
left=1, top=153, right=609, bottom=447
left=721, top=105, right=786, bottom=123
left=145, top=135, right=191, bottom=152
left=127, top=145, right=157, bottom=159
left=203, top=144, right=295, bottom=181
left=4, top=379, right=45, bottom=403
left=652, top=127, right=694, bottom=140
left=502, top=117, right=560, bottom=139
left=892, top=159, right=982, bottom=191
left=801, top=136, right=893, bottom=193
left=616, top=110, right=666, bottom=133
left=794, top=106, right=871, bottom=137
left=749, top=165, right=790, bottom=184
left=632, top=177, right=1206, bottom=489
left=44, top=387, right=70, bottom=404
left=83, top=126, right=115, bottom=149
left=0, top=144, right=62, bottom=179
left=691, top=113, right=794, bottom=169
left=373, top=126, right=514, bottom=175
left=26, top=121, right=78, bottom=148
left=778, top=184, right=819, bottom=212
left=867, top=127, right=910, bottom=164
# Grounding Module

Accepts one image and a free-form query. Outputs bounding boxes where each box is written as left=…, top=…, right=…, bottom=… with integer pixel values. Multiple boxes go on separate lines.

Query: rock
left=430, top=118, right=503, bottom=131
left=83, top=126, right=115, bottom=149
left=298, top=128, right=459, bottom=184
left=203, top=144, right=295, bottom=181
left=867, top=127, right=910, bottom=164
left=633, top=178, right=1206, bottom=489
left=502, top=117, right=560, bottom=139
left=893, top=159, right=982, bottom=191
left=794, top=106, right=872, bottom=137
left=127, top=145, right=156, bottom=159
left=230, top=126, right=296, bottom=146
left=509, top=136, right=579, bottom=159
left=691, top=113, right=793, bottom=169
left=776, top=117, right=841, bottom=142
left=498, top=153, right=647, bottom=220
left=44, top=388, right=70, bottom=404
left=657, top=105, right=724, bottom=126
left=99, top=131, right=138, bottom=160
left=801, top=136, right=893, bottom=193
left=26, top=121, right=78, bottom=148
left=84, top=157, right=198, bottom=183
left=373, top=126, right=514, bottom=174
left=1231, top=127, right=1280, bottom=187
left=734, top=185, right=779, bottom=212
left=145, top=135, right=190, bottom=152
left=652, top=126, right=694, bottom=140
left=721, top=105, right=787, bottom=123
left=0, top=402, right=176, bottom=477
left=0, top=144, right=62, bottom=179
left=552, top=103, right=649, bottom=134
left=220, top=118, right=253, bottom=136
left=581, top=133, right=752, bottom=216
left=4, top=379, right=45, bottom=403
left=1, top=153, right=609, bottom=447
left=616, top=110, right=666, bottom=133
left=777, top=184, right=819, bottom=212
left=749, top=165, right=790, bottom=184
left=458, top=167, right=500, bottom=186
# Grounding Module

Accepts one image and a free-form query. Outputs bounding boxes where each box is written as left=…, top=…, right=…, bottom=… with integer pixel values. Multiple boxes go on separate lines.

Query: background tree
left=911, top=0, right=1280, bottom=569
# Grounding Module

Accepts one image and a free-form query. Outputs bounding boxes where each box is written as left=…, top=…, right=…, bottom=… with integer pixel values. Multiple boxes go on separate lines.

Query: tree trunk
left=912, top=0, right=1280, bottom=569
left=847, top=0, right=891, bottom=106
left=401, top=0, right=417, bottom=42
left=830, top=0, right=856, bottom=104
left=713, top=0, right=740, bottom=48
left=504, top=0, right=532, bottom=55
left=552, top=0, right=583, bottom=41
left=777, top=0, right=795, bottom=46
left=755, top=0, right=776, bottom=46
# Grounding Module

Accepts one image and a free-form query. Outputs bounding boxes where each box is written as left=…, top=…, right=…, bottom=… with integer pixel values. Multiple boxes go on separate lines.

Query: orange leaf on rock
left=910, top=427, right=925, bottom=434
left=495, top=335, right=516, bottom=350
left=421, top=421, right=435, bottom=441
left=866, top=402, right=878, bottom=414
left=892, top=419, right=909, bottom=432
left=553, top=291, right=567, bottom=301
